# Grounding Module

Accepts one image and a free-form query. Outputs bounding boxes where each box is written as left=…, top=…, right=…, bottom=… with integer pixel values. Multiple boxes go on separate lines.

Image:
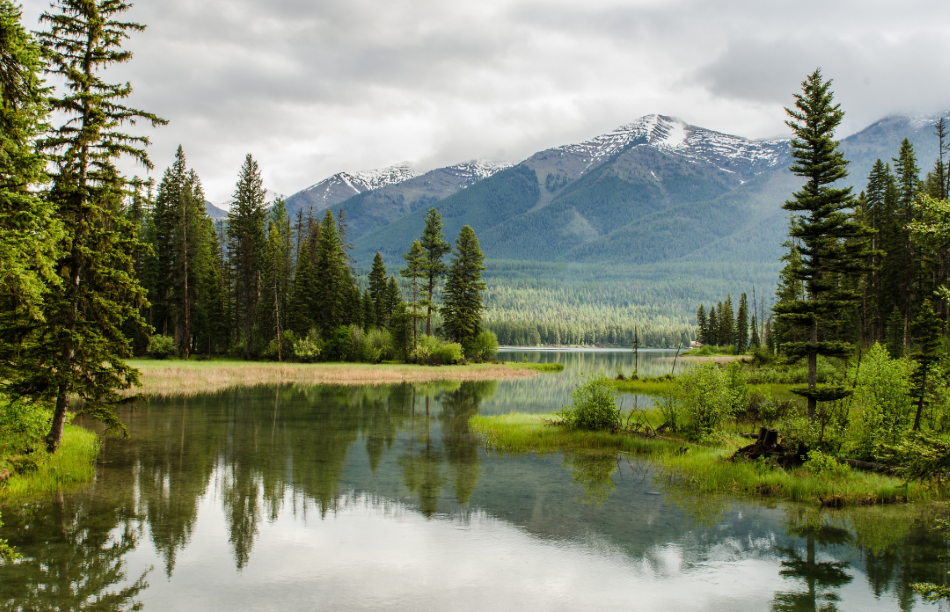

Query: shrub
left=466, top=330, right=499, bottom=363
left=147, top=334, right=177, bottom=359
left=293, top=329, right=322, bottom=363
left=262, top=330, right=297, bottom=361
left=805, top=450, right=852, bottom=479
left=675, top=362, right=739, bottom=439
left=560, top=374, right=620, bottom=431
left=0, top=396, right=51, bottom=440
left=360, top=328, right=394, bottom=363
left=412, top=335, right=463, bottom=365
left=849, top=344, right=915, bottom=459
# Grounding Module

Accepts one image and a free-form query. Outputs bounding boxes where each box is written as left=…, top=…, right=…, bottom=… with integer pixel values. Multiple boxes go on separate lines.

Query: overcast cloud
left=18, top=0, right=950, bottom=203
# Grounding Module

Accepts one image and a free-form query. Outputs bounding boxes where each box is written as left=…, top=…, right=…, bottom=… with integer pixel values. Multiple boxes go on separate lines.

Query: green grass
left=609, top=377, right=796, bottom=399
left=0, top=424, right=100, bottom=501
left=470, top=412, right=942, bottom=507
left=502, top=361, right=565, bottom=373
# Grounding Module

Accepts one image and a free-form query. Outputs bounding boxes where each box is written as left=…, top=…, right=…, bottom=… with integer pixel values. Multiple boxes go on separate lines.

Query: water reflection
left=0, top=358, right=946, bottom=610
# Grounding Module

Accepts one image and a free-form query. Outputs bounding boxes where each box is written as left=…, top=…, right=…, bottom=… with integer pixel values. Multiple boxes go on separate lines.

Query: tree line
left=0, top=0, right=492, bottom=454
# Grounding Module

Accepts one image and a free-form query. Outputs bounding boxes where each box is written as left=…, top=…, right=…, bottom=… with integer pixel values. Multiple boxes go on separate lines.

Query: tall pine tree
left=227, top=154, right=266, bottom=357
left=442, top=226, right=486, bottom=352
left=774, top=69, right=868, bottom=419
left=20, top=0, right=165, bottom=452
left=419, top=208, right=451, bottom=336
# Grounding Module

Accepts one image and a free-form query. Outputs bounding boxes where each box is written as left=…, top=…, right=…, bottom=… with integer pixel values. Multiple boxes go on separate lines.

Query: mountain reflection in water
left=0, top=355, right=946, bottom=611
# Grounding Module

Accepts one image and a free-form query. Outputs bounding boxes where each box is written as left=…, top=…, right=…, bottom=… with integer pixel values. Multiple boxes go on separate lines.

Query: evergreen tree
left=362, top=288, right=376, bottom=329
left=720, top=296, right=735, bottom=348
left=894, top=139, right=925, bottom=340
left=911, top=300, right=941, bottom=431
left=750, top=313, right=761, bottom=348
left=401, top=240, right=426, bottom=352
left=288, top=237, right=316, bottom=335
left=0, top=0, right=62, bottom=375
left=774, top=69, right=869, bottom=419
left=419, top=208, right=451, bottom=336
left=17, top=0, right=165, bottom=452
left=707, top=306, right=718, bottom=346
left=385, top=275, right=401, bottom=326
left=227, top=154, right=266, bottom=357
left=442, top=226, right=486, bottom=352
left=696, top=304, right=708, bottom=344
left=258, top=200, right=292, bottom=356
left=368, top=252, right=387, bottom=327
left=735, top=293, right=749, bottom=352
left=313, top=208, right=349, bottom=335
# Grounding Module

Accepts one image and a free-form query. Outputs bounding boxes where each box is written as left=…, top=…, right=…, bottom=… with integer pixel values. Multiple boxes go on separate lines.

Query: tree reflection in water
left=0, top=497, right=149, bottom=611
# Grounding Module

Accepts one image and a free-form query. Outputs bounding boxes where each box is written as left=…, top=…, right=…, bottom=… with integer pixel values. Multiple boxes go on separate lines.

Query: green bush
left=360, top=328, right=395, bottom=363
left=262, top=330, right=298, bottom=361
left=412, top=335, right=463, bottom=365
left=293, top=329, right=322, bottom=363
left=147, top=334, right=177, bottom=359
left=467, top=330, right=499, bottom=362
left=0, top=396, right=51, bottom=440
left=674, top=362, right=741, bottom=439
left=560, top=374, right=620, bottom=431
left=805, top=450, right=852, bottom=479
left=849, top=344, right=915, bottom=459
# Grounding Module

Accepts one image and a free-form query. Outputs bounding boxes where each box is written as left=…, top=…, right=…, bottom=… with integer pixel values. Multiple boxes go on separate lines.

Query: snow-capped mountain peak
left=560, top=114, right=788, bottom=175
left=445, top=159, right=512, bottom=184
left=300, top=162, right=419, bottom=206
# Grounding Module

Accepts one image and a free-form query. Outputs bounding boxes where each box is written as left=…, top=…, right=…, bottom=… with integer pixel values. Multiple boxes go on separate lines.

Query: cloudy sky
left=19, top=0, right=950, bottom=203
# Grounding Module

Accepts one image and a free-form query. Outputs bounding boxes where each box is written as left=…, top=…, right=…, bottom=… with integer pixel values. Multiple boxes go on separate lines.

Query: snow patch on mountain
left=444, top=159, right=512, bottom=187
left=301, top=162, right=419, bottom=205
left=560, top=114, right=788, bottom=175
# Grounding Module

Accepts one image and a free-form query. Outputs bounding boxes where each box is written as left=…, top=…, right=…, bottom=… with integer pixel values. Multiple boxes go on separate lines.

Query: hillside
left=288, top=112, right=950, bottom=345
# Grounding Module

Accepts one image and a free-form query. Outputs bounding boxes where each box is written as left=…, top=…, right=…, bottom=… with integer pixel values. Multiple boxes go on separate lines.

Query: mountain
left=204, top=200, right=229, bottom=220
left=351, top=114, right=791, bottom=265
left=284, top=162, right=419, bottom=218
left=284, top=159, right=511, bottom=232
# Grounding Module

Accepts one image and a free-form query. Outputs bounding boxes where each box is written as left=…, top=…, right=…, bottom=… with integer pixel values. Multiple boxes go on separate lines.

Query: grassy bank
left=0, top=424, right=99, bottom=501
left=470, top=412, right=939, bottom=507
left=610, top=377, right=796, bottom=400
left=129, top=358, right=541, bottom=397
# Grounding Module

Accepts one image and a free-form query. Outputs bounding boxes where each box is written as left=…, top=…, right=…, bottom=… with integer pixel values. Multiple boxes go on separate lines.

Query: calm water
left=1, top=350, right=947, bottom=611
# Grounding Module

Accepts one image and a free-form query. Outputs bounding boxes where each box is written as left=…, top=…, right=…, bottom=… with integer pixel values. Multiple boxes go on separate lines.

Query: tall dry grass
left=128, top=360, right=538, bottom=398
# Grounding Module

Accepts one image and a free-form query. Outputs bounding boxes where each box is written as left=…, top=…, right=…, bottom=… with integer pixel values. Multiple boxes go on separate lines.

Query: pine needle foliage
left=442, top=225, right=487, bottom=353
left=11, top=0, right=166, bottom=452
left=774, top=69, right=870, bottom=418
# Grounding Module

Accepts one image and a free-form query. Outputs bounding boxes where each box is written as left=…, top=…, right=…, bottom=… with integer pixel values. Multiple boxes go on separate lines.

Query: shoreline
left=129, top=359, right=542, bottom=398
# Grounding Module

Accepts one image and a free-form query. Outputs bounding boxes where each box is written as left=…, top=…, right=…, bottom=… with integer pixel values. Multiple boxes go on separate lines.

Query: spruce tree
left=368, top=252, right=387, bottom=326
left=227, top=154, right=266, bottom=357
left=313, top=208, right=349, bottom=335
left=442, top=225, right=486, bottom=352
left=362, top=288, right=376, bottom=329
left=15, top=0, right=166, bottom=451
left=419, top=208, right=451, bottom=336
left=707, top=306, right=718, bottom=346
left=0, top=0, right=58, bottom=309
left=696, top=304, right=708, bottom=344
left=0, top=0, right=62, bottom=374
left=911, top=300, right=941, bottom=431
left=720, top=296, right=734, bottom=348
left=735, top=293, right=749, bottom=352
left=385, top=275, right=401, bottom=326
left=401, top=240, right=426, bottom=351
left=774, top=69, right=869, bottom=419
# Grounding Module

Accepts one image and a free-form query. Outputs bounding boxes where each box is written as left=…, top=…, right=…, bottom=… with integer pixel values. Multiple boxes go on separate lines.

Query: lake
left=1, top=349, right=946, bottom=611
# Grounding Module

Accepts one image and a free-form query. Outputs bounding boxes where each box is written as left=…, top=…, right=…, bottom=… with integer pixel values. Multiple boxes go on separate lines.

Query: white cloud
left=18, top=0, right=950, bottom=202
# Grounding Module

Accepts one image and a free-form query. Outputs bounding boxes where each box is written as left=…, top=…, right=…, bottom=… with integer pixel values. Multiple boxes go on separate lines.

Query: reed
left=129, top=359, right=539, bottom=398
